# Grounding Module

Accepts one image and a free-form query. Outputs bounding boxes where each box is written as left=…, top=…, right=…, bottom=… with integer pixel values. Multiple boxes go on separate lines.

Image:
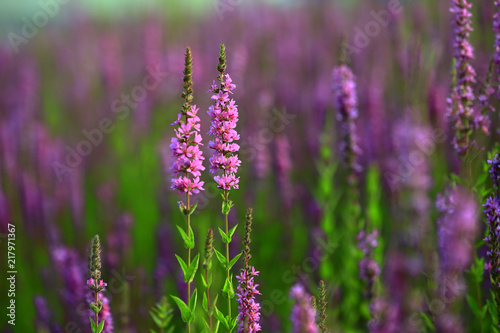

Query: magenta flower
left=236, top=266, right=262, bottom=333
left=290, top=284, right=319, bottom=333
left=170, top=103, right=205, bottom=195
left=207, top=72, right=241, bottom=190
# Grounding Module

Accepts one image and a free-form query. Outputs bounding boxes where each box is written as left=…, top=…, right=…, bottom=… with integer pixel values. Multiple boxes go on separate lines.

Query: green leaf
left=171, top=295, right=191, bottom=323
left=223, top=275, right=235, bottom=299
left=218, top=227, right=229, bottom=244
left=229, top=316, right=238, bottom=331
left=487, top=298, right=499, bottom=325
left=176, top=225, right=194, bottom=249
left=186, top=254, right=200, bottom=283
left=90, top=317, right=96, bottom=332
left=420, top=312, right=435, bottom=330
left=466, top=294, right=482, bottom=318
left=201, top=274, right=208, bottom=289
left=96, top=319, right=105, bottom=333
left=228, top=224, right=238, bottom=238
left=222, top=200, right=233, bottom=214
left=214, top=248, right=228, bottom=270
left=202, top=292, right=208, bottom=312
left=175, top=255, right=188, bottom=281
left=228, top=253, right=242, bottom=270
left=214, top=305, right=228, bottom=329
left=189, top=289, right=198, bottom=315
left=187, top=202, right=198, bottom=215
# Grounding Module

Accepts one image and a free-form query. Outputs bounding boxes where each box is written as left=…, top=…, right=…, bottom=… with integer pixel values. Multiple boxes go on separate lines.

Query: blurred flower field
left=2, top=0, right=500, bottom=332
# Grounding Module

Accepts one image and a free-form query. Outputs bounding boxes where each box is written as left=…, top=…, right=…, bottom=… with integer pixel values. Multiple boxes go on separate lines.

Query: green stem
left=224, top=189, right=231, bottom=321
left=206, top=268, right=213, bottom=330
left=187, top=193, right=191, bottom=333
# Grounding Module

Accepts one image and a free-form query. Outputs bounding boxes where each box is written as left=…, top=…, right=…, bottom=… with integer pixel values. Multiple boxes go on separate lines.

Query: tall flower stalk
left=202, top=229, right=219, bottom=331
left=357, top=230, right=380, bottom=305
left=87, top=235, right=108, bottom=333
left=170, top=47, right=203, bottom=333
left=436, top=187, right=478, bottom=332
left=331, top=65, right=361, bottom=186
left=290, top=284, right=319, bottom=333
left=317, top=280, right=328, bottom=333
left=332, top=62, right=363, bottom=328
left=236, top=208, right=261, bottom=333
left=208, top=44, right=242, bottom=332
left=447, top=0, right=477, bottom=156
left=484, top=155, right=500, bottom=326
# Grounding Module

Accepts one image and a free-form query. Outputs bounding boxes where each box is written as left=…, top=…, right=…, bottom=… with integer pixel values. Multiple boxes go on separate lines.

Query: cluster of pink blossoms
left=207, top=74, right=241, bottom=190
left=170, top=105, right=205, bottom=195
left=236, top=266, right=261, bottom=333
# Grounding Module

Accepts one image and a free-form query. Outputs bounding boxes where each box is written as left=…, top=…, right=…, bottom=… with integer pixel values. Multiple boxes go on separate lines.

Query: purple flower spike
left=207, top=72, right=241, bottom=191
left=447, top=0, right=478, bottom=155
left=484, top=155, right=500, bottom=326
left=357, top=230, right=380, bottom=300
left=236, top=267, right=262, bottom=333
left=332, top=65, right=361, bottom=184
left=170, top=47, right=205, bottom=195
left=436, top=186, right=478, bottom=332
left=290, top=284, right=319, bottom=333
left=495, top=2, right=500, bottom=97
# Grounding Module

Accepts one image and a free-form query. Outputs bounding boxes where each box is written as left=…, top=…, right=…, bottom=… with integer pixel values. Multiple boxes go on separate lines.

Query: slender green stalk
left=224, top=188, right=231, bottom=319
left=187, top=193, right=191, bottom=333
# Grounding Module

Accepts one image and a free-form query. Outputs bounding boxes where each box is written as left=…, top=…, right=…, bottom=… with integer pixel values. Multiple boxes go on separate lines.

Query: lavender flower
left=484, top=154, right=500, bottom=326
left=290, top=284, right=319, bottom=333
left=34, top=296, right=62, bottom=333
left=357, top=230, right=380, bottom=301
left=332, top=65, right=361, bottom=184
left=447, top=0, right=478, bottom=155
left=86, top=291, right=114, bottom=333
left=236, top=267, right=262, bottom=333
left=170, top=47, right=205, bottom=195
left=207, top=45, right=241, bottom=190
left=436, top=187, right=477, bottom=275
left=51, top=246, right=86, bottom=326
left=88, top=235, right=109, bottom=331
left=495, top=2, right=500, bottom=97
left=436, top=187, right=478, bottom=332
left=236, top=208, right=262, bottom=333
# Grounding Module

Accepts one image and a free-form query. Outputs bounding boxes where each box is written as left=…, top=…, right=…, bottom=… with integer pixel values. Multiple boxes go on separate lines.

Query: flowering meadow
left=3, top=0, right=500, bottom=331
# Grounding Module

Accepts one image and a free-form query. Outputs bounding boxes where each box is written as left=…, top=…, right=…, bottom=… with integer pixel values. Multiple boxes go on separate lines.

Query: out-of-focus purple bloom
left=494, top=2, right=500, bottom=97
left=368, top=297, right=399, bottom=333
left=332, top=65, right=361, bottom=183
left=274, top=134, right=293, bottom=209
left=436, top=186, right=477, bottom=332
left=106, top=213, right=134, bottom=269
left=357, top=230, right=380, bottom=300
left=34, top=296, right=62, bottom=333
left=153, top=224, right=177, bottom=296
left=289, top=284, right=318, bottom=333
left=51, top=246, right=87, bottom=326
left=236, top=267, right=262, bottom=333
left=447, top=0, right=480, bottom=155
left=207, top=73, right=241, bottom=190
left=436, top=187, right=477, bottom=274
